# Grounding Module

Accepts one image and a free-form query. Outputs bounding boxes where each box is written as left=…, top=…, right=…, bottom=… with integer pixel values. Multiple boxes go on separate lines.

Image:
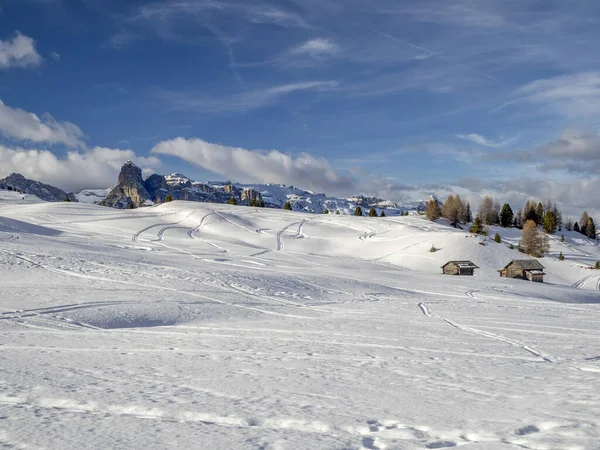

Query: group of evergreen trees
left=571, top=211, right=597, bottom=239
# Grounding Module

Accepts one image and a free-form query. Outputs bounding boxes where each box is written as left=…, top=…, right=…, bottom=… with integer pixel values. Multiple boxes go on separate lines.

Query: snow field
left=0, top=193, right=599, bottom=449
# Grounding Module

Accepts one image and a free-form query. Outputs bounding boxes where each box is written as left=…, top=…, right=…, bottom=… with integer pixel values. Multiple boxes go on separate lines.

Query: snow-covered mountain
left=0, top=173, right=77, bottom=202
left=82, top=161, right=429, bottom=215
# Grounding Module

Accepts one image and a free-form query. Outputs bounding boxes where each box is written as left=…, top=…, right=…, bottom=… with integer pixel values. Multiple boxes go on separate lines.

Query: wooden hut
left=441, top=261, right=479, bottom=276
left=499, top=260, right=545, bottom=282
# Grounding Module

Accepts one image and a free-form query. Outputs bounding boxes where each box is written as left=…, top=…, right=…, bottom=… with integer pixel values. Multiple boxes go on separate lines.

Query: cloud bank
left=0, top=99, right=85, bottom=147
left=151, top=137, right=355, bottom=195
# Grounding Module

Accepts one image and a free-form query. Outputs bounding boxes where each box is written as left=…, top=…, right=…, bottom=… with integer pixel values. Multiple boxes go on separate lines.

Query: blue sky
left=1, top=0, right=600, bottom=215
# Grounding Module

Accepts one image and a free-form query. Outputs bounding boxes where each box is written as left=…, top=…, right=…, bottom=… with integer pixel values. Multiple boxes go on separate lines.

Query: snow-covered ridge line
left=78, top=161, right=432, bottom=215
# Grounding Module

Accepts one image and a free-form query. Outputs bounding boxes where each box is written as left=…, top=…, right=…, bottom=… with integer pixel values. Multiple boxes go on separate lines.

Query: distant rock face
left=143, top=174, right=263, bottom=206
left=0, top=173, right=77, bottom=202
left=99, top=161, right=151, bottom=208
left=87, top=163, right=429, bottom=215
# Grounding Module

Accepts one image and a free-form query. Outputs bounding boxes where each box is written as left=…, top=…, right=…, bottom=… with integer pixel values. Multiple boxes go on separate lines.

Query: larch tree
left=425, top=198, right=442, bottom=221
left=586, top=217, right=597, bottom=239
left=580, top=211, right=590, bottom=235
left=520, top=220, right=549, bottom=257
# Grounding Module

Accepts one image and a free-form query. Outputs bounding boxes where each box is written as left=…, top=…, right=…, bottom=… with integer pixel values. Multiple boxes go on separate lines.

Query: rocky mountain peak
left=0, top=173, right=77, bottom=202
left=99, top=162, right=151, bottom=209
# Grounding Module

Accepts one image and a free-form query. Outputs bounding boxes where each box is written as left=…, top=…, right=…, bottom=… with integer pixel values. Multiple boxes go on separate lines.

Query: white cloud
left=456, top=133, right=515, bottom=148
left=290, top=38, right=339, bottom=56
left=514, top=72, right=600, bottom=118
left=0, top=32, right=42, bottom=69
left=151, top=137, right=355, bottom=194
left=0, top=145, right=161, bottom=192
left=165, top=81, right=338, bottom=112
left=0, top=99, right=85, bottom=147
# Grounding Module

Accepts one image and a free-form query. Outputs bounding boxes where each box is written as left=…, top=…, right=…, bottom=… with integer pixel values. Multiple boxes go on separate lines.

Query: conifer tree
left=500, top=203, right=514, bottom=228
left=559, top=252, right=564, bottom=261
left=543, top=210, right=557, bottom=234
left=560, top=234, right=565, bottom=243
left=260, top=199, right=265, bottom=207
left=369, top=207, right=377, bottom=217
left=574, top=222, right=580, bottom=233
left=165, top=194, right=173, bottom=203
left=464, top=202, right=473, bottom=223
left=494, top=232, right=501, bottom=243
left=536, top=202, right=544, bottom=225
left=227, top=197, right=237, bottom=205
left=284, top=201, right=292, bottom=210
left=469, top=215, right=485, bottom=235
left=323, top=209, right=329, bottom=214
left=354, top=206, right=363, bottom=216
left=380, top=210, right=386, bottom=217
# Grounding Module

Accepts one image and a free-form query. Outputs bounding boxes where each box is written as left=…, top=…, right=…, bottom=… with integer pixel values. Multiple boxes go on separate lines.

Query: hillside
left=1, top=194, right=599, bottom=449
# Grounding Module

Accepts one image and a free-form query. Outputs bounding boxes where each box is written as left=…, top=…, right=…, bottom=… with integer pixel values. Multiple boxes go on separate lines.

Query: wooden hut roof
left=502, top=260, right=545, bottom=271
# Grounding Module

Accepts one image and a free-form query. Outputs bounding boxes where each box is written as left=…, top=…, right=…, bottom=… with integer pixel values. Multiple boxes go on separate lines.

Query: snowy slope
left=76, top=188, right=112, bottom=204
left=1, top=197, right=600, bottom=449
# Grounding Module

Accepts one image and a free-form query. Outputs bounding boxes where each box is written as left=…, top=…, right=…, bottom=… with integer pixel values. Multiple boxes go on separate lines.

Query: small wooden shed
left=499, top=260, right=545, bottom=282
left=441, top=261, right=479, bottom=276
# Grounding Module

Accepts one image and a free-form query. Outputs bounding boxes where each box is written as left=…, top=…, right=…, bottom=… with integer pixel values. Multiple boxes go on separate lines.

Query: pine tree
left=574, top=222, right=580, bottom=233
left=469, top=215, right=485, bottom=235
left=586, top=217, right=596, bottom=239
left=354, top=206, right=363, bottom=216
left=559, top=252, right=564, bottom=261
left=565, top=217, right=573, bottom=231
left=368, top=207, right=377, bottom=217
left=494, top=232, right=501, bottom=243
left=165, top=194, right=173, bottom=203
left=380, top=210, right=386, bottom=217
left=543, top=210, right=557, bottom=234
left=283, top=201, right=292, bottom=210
left=524, top=200, right=538, bottom=224
left=536, top=202, right=544, bottom=225
left=464, top=202, right=473, bottom=223
left=500, top=203, right=514, bottom=228
left=227, top=197, right=237, bottom=205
